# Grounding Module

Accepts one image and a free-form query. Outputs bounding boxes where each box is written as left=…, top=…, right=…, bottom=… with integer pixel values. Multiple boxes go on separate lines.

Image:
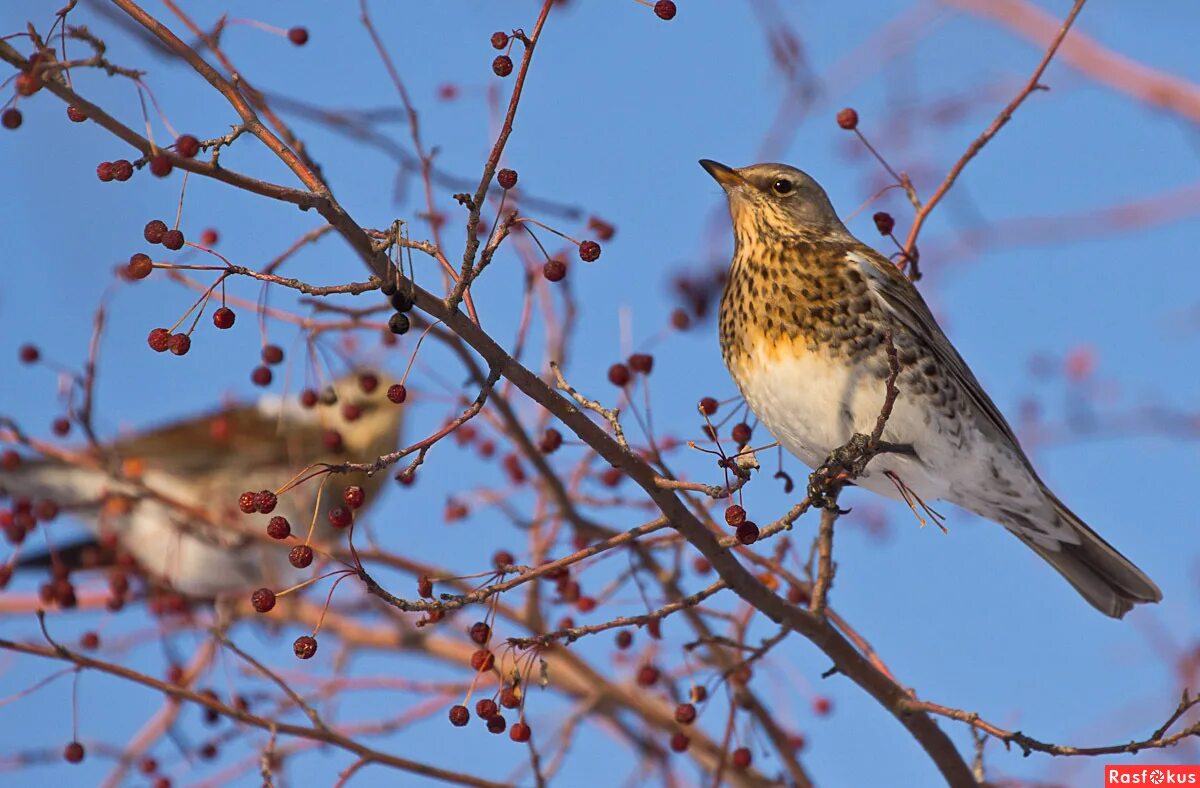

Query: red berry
left=67, top=105, right=87, bottom=123
left=873, top=211, right=895, bottom=236
left=254, top=490, right=277, bottom=513
left=469, top=621, right=491, bottom=645
left=486, top=715, right=507, bottom=734
left=510, top=721, right=531, bottom=742
left=670, top=732, right=690, bottom=752
left=161, top=229, right=185, bottom=250
left=732, top=746, right=752, bottom=769
left=388, top=312, right=410, bottom=335
left=731, top=422, right=752, bottom=444
left=837, top=107, right=859, bottom=130
left=327, top=505, right=352, bottom=529
left=267, top=516, right=291, bottom=539
left=15, top=72, right=40, bottom=96
left=139, top=756, right=157, bottom=774
left=538, top=428, right=563, bottom=453
left=144, top=220, right=168, bottom=244
left=147, top=328, right=171, bottom=352
left=127, top=253, right=153, bottom=280
left=578, top=240, right=601, bottom=262
left=63, top=741, right=85, bottom=763
left=449, top=705, right=469, bottom=727
left=387, top=384, right=408, bottom=404
left=1, top=108, right=22, bottom=130
left=497, top=168, right=518, bottom=189
left=251, top=587, right=276, bottom=612
left=654, top=0, right=677, bottom=20
left=199, top=228, right=218, bottom=246
left=79, top=631, right=100, bottom=650
left=299, top=388, right=319, bottom=408
left=636, top=664, right=660, bottom=687
left=52, top=418, right=71, bottom=436
left=212, top=306, right=235, bottom=328
left=725, top=505, right=746, bottom=526
left=238, top=491, right=257, bottom=514
left=417, top=574, right=433, bottom=598
left=628, top=353, right=653, bottom=374
left=670, top=308, right=691, bottom=330
left=322, top=428, right=344, bottom=452
left=470, top=649, right=495, bottom=672
left=343, top=486, right=365, bottom=509
left=96, top=161, right=115, bottom=182
left=167, top=333, right=191, bottom=355
left=111, top=160, right=133, bottom=181
left=261, top=344, right=284, bottom=365
left=358, top=372, right=379, bottom=393
left=251, top=365, right=273, bottom=387
left=149, top=154, right=173, bottom=177
left=691, top=685, right=708, bottom=703
left=542, top=259, right=566, bottom=282
left=607, top=363, right=631, bottom=387
left=490, top=31, right=509, bottom=49
left=614, top=631, right=633, bottom=650
left=476, top=698, right=498, bottom=718
left=736, top=521, right=760, bottom=545
left=293, top=634, right=317, bottom=659
left=18, top=344, right=40, bottom=364
left=289, top=544, right=313, bottom=568
left=493, top=550, right=514, bottom=569
left=813, top=696, right=832, bottom=716
left=674, top=703, right=697, bottom=725
left=175, top=134, right=199, bottom=158
left=288, top=26, right=309, bottom=46
left=492, top=55, right=513, bottom=77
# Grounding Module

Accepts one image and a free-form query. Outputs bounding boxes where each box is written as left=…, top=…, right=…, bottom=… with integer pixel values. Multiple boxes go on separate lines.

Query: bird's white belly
left=733, top=345, right=951, bottom=503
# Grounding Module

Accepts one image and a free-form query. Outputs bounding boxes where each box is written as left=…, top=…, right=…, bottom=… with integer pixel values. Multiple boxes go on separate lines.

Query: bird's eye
left=771, top=179, right=794, bottom=195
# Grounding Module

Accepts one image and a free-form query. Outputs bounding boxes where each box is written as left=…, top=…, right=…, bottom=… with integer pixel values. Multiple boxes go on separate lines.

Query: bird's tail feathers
left=0, top=458, right=109, bottom=508
left=1011, top=494, right=1161, bottom=619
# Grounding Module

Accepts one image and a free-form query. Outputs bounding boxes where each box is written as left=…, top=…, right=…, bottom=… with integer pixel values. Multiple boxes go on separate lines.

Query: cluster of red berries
left=490, top=30, right=515, bottom=77
left=146, top=328, right=189, bottom=356
left=607, top=352, right=653, bottom=387
left=381, top=282, right=415, bottom=335
left=96, top=159, right=134, bottom=182
left=144, top=218, right=185, bottom=251
left=238, top=489, right=279, bottom=514
left=724, top=503, right=759, bottom=545
left=448, top=682, right=530, bottom=741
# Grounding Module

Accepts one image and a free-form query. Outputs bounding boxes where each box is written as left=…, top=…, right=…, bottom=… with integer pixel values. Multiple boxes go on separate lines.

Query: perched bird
left=1, top=373, right=402, bottom=598
left=701, top=159, right=1161, bottom=618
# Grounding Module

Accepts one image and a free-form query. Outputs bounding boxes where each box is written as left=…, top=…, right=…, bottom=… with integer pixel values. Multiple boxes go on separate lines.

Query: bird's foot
left=807, top=433, right=874, bottom=511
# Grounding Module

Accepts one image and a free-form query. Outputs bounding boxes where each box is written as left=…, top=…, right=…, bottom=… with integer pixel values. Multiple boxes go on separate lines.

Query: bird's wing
left=845, top=246, right=1030, bottom=465
left=107, top=401, right=322, bottom=476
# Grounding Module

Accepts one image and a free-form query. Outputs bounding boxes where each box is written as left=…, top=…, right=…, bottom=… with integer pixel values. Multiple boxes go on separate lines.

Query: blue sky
left=2, top=1, right=1199, bottom=785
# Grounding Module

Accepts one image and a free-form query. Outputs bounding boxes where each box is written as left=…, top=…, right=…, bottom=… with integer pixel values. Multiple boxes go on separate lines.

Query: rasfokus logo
left=1105, top=766, right=1200, bottom=786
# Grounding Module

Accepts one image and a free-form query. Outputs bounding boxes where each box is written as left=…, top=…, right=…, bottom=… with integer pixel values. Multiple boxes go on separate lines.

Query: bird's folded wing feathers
left=846, top=247, right=1029, bottom=463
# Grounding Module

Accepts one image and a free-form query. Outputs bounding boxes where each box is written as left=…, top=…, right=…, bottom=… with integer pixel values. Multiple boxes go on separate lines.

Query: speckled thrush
left=702, top=159, right=1160, bottom=618
left=1, top=374, right=402, bottom=598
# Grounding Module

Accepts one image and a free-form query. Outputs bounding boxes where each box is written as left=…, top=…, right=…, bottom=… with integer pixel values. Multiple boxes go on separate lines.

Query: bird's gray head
left=699, top=160, right=849, bottom=244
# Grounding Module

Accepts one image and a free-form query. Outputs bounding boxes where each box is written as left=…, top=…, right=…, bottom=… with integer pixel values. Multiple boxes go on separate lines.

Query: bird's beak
left=699, top=159, right=745, bottom=191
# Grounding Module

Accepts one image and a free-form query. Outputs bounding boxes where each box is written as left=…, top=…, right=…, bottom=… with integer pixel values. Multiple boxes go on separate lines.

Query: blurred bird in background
left=0, top=371, right=403, bottom=601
